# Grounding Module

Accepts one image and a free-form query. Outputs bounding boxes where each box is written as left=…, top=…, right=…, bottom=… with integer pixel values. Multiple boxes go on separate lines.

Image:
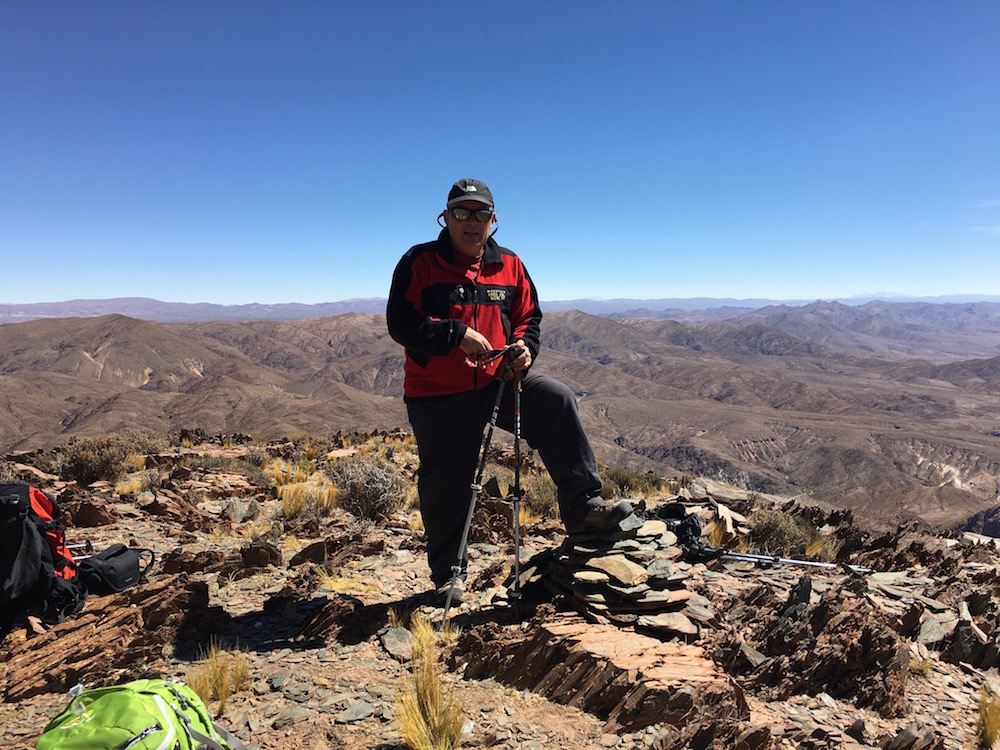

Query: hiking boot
left=434, top=578, right=465, bottom=607
left=566, top=497, right=635, bottom=535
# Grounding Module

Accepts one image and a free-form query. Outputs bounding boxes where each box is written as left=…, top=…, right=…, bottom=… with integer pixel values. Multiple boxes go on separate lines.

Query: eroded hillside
left=2, top=308, right=999, bottom=530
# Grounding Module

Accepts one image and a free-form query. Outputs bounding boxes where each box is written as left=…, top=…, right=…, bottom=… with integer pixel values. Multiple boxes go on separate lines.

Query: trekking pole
left=720, top=551, right=871, bottom=574
left=67, top=541, right=95, bottom=560
left=443, top=375, right=508, bottom=624
left=510, top=370, right=523, bottom=608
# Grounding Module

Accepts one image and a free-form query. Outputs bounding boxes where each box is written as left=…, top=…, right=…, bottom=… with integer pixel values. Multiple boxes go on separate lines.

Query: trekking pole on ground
left=720, top=551, right=871, bottom=574
left=67, top=541, right=95, bottom=560
left=511, top=370, right=523, bottom=607
left=443, top=374, right=508, bottom=624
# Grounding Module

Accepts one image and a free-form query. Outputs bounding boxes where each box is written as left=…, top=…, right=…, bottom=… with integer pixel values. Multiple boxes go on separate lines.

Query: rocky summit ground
left=2, top=433, right=1000, bottom=750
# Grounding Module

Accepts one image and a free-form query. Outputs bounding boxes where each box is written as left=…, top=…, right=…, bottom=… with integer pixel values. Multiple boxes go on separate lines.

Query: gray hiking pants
left=405, top=370, right=602, bottom=587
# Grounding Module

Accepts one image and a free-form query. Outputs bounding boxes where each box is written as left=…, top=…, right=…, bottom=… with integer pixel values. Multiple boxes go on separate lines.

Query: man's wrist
left=451, top=321, right=469, bottom=348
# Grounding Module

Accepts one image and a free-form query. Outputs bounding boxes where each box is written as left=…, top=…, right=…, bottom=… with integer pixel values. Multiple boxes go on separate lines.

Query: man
left=387, top=178, right=634, bottom=605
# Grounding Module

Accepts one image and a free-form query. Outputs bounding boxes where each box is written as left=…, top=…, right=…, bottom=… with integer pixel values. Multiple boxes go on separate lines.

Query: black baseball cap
left=447, top=178, right=494, bottom=209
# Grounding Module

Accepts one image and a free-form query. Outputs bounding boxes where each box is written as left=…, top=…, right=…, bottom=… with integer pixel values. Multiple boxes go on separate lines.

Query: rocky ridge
left=2, top=438, right=1000, bottom=750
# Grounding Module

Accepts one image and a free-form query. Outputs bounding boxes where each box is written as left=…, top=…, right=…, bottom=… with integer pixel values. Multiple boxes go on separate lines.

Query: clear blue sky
left=2, top=2, right=998, bottom=305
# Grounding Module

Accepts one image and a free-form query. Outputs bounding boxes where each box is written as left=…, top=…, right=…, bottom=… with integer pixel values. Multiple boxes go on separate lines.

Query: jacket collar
left=436, top=228, right=502, bottom=267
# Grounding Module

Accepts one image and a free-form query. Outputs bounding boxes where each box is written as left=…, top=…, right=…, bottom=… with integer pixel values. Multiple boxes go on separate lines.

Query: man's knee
left=525, top=373, right=578, bottom=415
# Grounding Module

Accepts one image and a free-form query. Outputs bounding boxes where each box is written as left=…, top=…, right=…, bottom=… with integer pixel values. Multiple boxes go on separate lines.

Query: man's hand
left=508, top=339, right=532, bottom=372
left=459, top=327, right=493, bottom=358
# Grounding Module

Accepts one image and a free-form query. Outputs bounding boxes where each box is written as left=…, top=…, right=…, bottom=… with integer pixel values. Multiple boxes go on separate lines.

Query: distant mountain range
left=0, top=298, right=389, bottom=323
left=2, top=300, right=999, bottom=533
left=3, top=295, right=1000, bottom=324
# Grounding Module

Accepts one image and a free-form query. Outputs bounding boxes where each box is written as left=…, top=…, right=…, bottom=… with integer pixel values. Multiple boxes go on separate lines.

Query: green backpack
left=36, top=679, right=247, bottom=750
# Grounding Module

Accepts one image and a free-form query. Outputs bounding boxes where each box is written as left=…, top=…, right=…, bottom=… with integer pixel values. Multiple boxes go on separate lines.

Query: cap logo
left=465, top=186, right=477, bottom=192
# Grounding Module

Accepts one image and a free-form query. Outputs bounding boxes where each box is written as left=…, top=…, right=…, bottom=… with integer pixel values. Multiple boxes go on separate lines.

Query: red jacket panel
left=387, top=230, right=541, bottom=398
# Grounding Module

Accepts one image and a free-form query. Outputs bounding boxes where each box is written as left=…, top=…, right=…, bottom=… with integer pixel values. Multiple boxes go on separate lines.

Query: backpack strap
left=138, top=548, right=155, bottom=577
left=182, top=719, right=249, bottom=750
left=213, top=722, right=249, bottom=750
left=171, top=705, right=249, bottom=750
left=180, top=721, right=227, bottom=750
left=161, top=682, right=249, bottom=750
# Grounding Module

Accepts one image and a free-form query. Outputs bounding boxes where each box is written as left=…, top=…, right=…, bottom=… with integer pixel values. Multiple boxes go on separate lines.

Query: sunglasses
left=449, top=207, right=493, bottom=223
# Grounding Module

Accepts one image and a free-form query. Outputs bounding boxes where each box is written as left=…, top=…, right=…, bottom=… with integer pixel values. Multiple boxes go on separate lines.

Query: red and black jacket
left=387, top=229, right=541, bottom=398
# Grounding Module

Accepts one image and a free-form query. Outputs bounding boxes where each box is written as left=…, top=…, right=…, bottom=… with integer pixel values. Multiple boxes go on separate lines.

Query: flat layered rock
left=636, top=611, right=699, bottom=638
left=585, top=554, right=648, bottom=587
left=0, top=574, right=224, bottom=701
left=455, top=613, right=746, bottom=734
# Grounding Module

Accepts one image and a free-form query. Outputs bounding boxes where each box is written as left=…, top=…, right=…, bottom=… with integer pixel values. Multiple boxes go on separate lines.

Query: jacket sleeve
left=386, top=247, right=467, bottom=357
left=511, top=258, right=542, bottom=362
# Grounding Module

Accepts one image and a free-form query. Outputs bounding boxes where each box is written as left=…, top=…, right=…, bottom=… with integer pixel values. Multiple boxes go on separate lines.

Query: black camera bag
left=79, top=544, right=154, bottom=595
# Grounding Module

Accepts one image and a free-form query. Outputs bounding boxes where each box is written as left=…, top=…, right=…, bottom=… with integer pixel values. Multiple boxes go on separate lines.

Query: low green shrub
left=56, top=431, right=166, bottom=486
left=482, top=466, right=558, bottom=519
left=0, top=461, right=17, bottom=483
left=747, top=508, right=810, bottom=554
left=185, top=454, right=271, bottom=489
left=599, top=463, right=665, bottom=499
left=522, top=471, right=558, bottom=518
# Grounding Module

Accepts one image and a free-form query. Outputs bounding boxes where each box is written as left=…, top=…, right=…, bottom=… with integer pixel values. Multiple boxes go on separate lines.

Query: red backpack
left=1, top=483, right=85, bottom=631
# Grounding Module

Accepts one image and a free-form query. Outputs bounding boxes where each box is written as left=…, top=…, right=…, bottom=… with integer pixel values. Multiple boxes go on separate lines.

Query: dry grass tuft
left=272, top=459, right=301, bottom=487
left=278, top=475, right=338, bottom=519
left=907, top=656, right=933, bottom=678
left=389, top=606, right=412, bottom=629
left=240, top=519, right=273, bottom=542
left=186, top=638, right=250, bottom=717
left=706, top=519, right=726, bottom=548
left=438, top=618, right=462, bottom=648
left=521, top=471, right=557, bottom=519
left=978, top=685, right=1000, bottom=748
left=114, top=468, right=161, bottom=496
left=405, top=483, right=421, bottom=510
left=518, top=504, right=541, bottom=526
left=317, top=566, right=373, bottom=595
left=396, top=614, right=466, bottom=749
left=314, top=481, right=339, bottom=515
left=208, top=528, right=229, bottom=545
left=805, top=532, right=841, bottom=562
left=280, top=483, right=309, bottom=519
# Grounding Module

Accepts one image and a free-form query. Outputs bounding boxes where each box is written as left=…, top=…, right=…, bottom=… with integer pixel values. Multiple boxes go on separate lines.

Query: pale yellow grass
left=239, top=519, right=272, bottom=542
left=317, top=565, right=374, bottom=595
left=186, top=639, right=250, bottom=718
left=518, top=504, right=542, bottom=526
left=979, top=685, right=1000, bottom=749
left=395, top=614, right=466, bottom=749
left=278, top=474, right=338, bottom=518
left=408, top=510, right=425, bottom=534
